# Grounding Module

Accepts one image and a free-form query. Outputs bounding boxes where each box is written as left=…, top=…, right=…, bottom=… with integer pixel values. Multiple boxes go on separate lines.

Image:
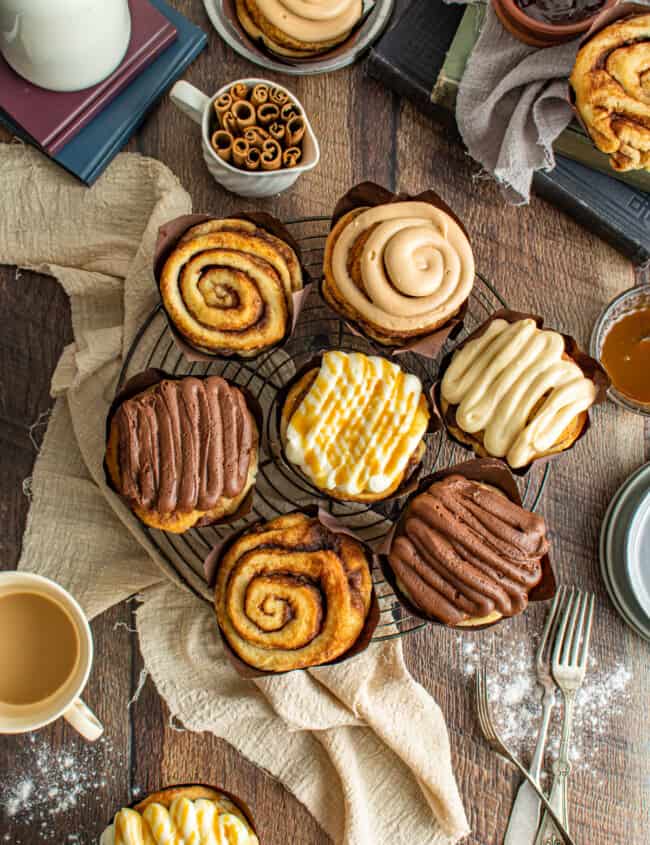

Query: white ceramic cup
left=0, top=0, right=131, bottom=92
left=169, top=78, right=320, bottom=198
left=0, top=572, right=103, bottom=741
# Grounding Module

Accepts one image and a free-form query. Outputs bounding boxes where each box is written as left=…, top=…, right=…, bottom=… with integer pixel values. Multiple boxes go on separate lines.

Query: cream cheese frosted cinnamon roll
left=440, top=317, right=599, bottom=469
left=280, top=351, right=430, bottom=503
left=159, top=218, right=303, bottom=356
left=214, top=512, right=373, bottom=672
left=105, top=375, right=258, bottom=533
left=387, top=475, right=549, bottom=627
left=236, top=0, right=363, bottom=58
left=100, top=785, right=259, bottom=845
left=323, top=201, right=475, bottom=346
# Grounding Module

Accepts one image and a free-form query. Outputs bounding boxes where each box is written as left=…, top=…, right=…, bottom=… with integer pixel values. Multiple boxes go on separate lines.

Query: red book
left=0, top=0, right=176, bottom=154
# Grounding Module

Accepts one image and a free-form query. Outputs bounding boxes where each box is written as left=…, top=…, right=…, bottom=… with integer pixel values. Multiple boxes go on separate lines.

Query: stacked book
left=0, top=0, right=207, bottom=185
left=367, top=0, right=650, bottom=264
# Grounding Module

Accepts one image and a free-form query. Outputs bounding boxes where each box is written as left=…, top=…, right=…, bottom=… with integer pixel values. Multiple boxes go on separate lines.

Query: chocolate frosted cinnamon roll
left=159, top=218, right=303, bottom=356
left=323, top=200, right=475, bottom=347
left=571, top=13, right=650, bottom=172
left=387, top=476, right=549, bottom=627
left=235, top=0, right=363, bottom=58
left=105, top=375, right=258, bottom=533
left=214, top=513, right=373, bottom=672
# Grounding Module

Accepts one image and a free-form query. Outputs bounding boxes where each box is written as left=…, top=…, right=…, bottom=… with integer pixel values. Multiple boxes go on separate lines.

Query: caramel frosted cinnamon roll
left=571, top=13, right=650, bottom=172
left=323, top=200, right=475, bottom=346
left=159, top=218, right=303, bottom=356
left=100, top=785, right=259, bottom=845
left=387, top=476, right=548, bottom=627
left=440, top=317, right=599, bottom=468
left=214, top=513, right=373, bottom=672
left=105, top=375, right=258, bottom=533
left=235, top=0, right=363, bottom=58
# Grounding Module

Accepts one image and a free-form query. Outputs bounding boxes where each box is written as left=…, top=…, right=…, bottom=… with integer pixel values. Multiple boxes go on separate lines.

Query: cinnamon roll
left=159, top=217, right=303, bottom=356
left=214, top=512, right=373, bottom=672
left=387, top=475, right=549, bottom=627
left=571, top=13, right=650, bottom=172
left=100, top=785, right=259, bottom=845
left=323, top=200, right=475, bottom=346
left=105, top=375, right=258, bottom=533
left=439, top=316, right=600, bottom=469
left=236, top=0, right=363, bottom=58
left=280, top=351, right=430, bottom=503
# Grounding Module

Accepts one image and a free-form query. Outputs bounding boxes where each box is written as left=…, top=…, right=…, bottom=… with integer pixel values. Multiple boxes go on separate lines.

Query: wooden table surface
left=1, top=2, right=649, bottom=843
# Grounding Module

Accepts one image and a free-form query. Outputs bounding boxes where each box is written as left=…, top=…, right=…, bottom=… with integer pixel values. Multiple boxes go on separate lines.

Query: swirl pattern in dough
left=440, top=318, right=598, bottom=468
left=159, top=218, right=302, bottom=356
left=571, top=13, right=650, bottom=172
left=214, top=512, right=373, bottom=672
left=236, top=0, right=363, bottom=57
left=323, top=201, right=475, bottom=345
left=100, top=786, right=259, bottom=845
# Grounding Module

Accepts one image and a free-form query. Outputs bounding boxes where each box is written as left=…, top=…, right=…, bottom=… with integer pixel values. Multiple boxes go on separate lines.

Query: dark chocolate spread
left=515, top=0, right=605, bottom=24
left=388, top=475, right=548, bottom=625
left=114, top=376, right=254, bottom=514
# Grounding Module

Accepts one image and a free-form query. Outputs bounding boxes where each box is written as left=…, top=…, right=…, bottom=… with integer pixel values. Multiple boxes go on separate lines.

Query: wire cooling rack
left=118, top=216, right=550, bottom=641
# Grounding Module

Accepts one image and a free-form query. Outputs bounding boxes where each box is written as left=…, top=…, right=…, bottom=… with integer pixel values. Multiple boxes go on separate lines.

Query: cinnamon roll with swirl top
left=387, top=474, right=549, bottom=627
left=159, top=217, right=303, bottom=356
left=214, top=512, right=373, bottom=672
left=323, top=199, right=475, bottom=347
left=105, top=375, right=258, bottom=533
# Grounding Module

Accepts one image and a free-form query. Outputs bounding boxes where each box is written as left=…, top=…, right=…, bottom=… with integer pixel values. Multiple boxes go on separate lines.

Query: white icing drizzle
left=285, top=351, right=429, bottom=495
left=440, top=318, right=598, bottom=468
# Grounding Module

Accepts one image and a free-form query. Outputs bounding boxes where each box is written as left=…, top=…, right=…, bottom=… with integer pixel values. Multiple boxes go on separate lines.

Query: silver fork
left=504, top=587, right=568, bottom=845
left=535, top=589, right=595, bottom=845
left=475, top=665, right=576, bottom=845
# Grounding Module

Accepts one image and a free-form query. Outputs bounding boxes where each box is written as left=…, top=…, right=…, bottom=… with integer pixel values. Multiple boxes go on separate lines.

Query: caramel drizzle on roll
left=389, top=476, right=548, bottom=625
left=329, top=201, right=475, bottom=336
left=253, top=0, right=362, bottom=43
left=440, top=318, right=597, bottom=468
left=215, top=513, right=373, bottom=672
left=159, top=219, right=302, bottom=354
left=571, top=13, right=650, bottom=171
left=114, top=377, right=254, bottom=515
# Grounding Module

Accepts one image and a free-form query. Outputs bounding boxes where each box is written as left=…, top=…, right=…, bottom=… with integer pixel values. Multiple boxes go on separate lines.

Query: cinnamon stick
left=232, top=99, right=256, bottom=131
left=232, top=138, right=250, bottom=168
left=286, top=116, right=305, bottom=147
left=230, top=82, right=248, bottom=101
left=250, top=84, right=269, bottom=107
left=282, top=147, right=302, bottom=168
left=243, top=125, right=270, bottom=149
left=260, top=138, right=282, bottom=171
left=257, top=103, right=280, bottom=126
left=211, top=130, right=234, bottom=163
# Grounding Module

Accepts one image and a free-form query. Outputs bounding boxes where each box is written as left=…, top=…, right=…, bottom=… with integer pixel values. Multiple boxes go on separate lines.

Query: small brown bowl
left=492, top=0, right=615, bottom=47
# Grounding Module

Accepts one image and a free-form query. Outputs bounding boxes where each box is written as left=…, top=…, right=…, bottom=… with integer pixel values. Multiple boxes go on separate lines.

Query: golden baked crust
left=214, top=512, right=373, bottom=672
left=280, top=366, right=427, bottom=503
left=570, top=13, right=650, bottom=172
left=160, top=218, right=302, bottom=356
left=236, top=0, right=357, bottom=58
left=322, top=203, right=473, bottom=347
left=106, top=381, right=258, bottom=533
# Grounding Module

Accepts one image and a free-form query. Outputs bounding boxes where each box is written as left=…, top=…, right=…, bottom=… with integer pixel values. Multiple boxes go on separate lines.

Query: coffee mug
left=169, top=78, right=320, bottom=198
left=0, top=572, right=103, bottom=741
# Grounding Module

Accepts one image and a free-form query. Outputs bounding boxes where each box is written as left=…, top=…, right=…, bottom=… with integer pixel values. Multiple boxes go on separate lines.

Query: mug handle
left=169, top=80, right=210, bottom=126
left=63, top=698, right=103, bottom=742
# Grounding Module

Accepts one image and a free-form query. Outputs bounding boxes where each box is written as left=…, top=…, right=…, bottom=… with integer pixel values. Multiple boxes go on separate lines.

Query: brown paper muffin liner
left=270, top=350, right=442, bottom=506
left=113, top=782, right=260, bottom=840
left=104, top=368, right=264, bottom=528
left=205, top=506, right=380, bottom=677
left=153, top=212, right=313, bottom=363
left=378, top=457, right=557, bottom=630
left=321, top=181, right=472, bottom=358
left=431, top=308, right=610, bottom=476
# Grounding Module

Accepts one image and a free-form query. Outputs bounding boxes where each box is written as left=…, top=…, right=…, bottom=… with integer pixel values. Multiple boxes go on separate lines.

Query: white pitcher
left=0, top=0, right=131, bottom=92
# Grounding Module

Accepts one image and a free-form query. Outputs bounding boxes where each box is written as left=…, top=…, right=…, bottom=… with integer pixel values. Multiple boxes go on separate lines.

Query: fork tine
left=561, top=589, right=582, bottom=666
left=579, top=594, right=595, bottom=669
left=569, top=592, right=589, bottom=665
left=538, top=584, right=565, bottom=664
left=552, top=587, right=575, bottom=667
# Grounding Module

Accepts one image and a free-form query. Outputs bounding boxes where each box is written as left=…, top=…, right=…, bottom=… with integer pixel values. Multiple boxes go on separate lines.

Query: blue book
left=0, top=0, right=207, bottom=184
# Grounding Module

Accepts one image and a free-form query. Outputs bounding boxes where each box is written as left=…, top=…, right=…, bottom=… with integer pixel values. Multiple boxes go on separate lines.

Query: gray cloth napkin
left=454, top=2, right=577, bottom=204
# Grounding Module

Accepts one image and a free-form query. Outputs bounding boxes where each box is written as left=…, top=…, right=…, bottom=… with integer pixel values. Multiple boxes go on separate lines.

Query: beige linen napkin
left=0, top=145, right=469, bottom=845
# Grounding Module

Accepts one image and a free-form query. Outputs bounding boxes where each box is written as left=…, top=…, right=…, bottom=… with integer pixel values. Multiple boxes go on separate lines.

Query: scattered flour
left=459, top=634, right=633, bottom=780
left=1, top=735, right=125, bottom=842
